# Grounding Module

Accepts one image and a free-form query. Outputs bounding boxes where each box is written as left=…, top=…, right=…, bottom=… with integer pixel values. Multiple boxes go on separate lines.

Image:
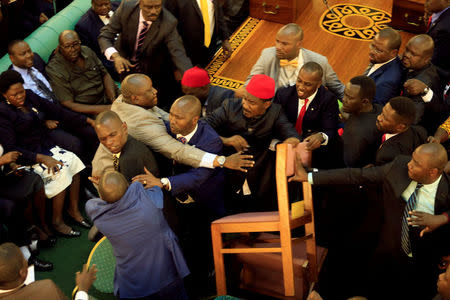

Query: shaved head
left=59, top=30, right=79, bottom=45
left=120, top=74, right=158, bottom=108
left=409, top=34, right=435, bottom=58
left=121, top=74, right=150, bottom=102
left=172, top=95, right=202, bottom=118
left=0, top=243, right=27, bottom=289
left=95, top=110, right=123, bottom=127
left=278, top=23, right=303, bottom=41
left=417, top=143, right=448, bottom=171
left=169, top=95, right=201, bottom=136
left=98, top=171, right=129, bottom=203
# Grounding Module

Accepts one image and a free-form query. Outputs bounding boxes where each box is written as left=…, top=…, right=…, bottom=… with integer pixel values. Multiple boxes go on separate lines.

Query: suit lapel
left=128, top=7, right=140, bottom=53
left=428, top=8, right=450, bottom=32
left=435, top=174, right=449, bottom=212
left=190, top=0, right=202, bottom=19
left=140, top=16, right=161, bottom=55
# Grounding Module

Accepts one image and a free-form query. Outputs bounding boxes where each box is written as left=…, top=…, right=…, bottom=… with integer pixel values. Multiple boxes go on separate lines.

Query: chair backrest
left=86, top=236, right=116, bottom=293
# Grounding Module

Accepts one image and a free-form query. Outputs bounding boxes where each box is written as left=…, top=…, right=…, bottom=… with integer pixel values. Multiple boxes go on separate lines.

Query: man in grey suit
left=243, top=23, right=345, bottom=99
left=98, top=0, right=193, bottom=109
left=93, top=74, right=254, bottom=179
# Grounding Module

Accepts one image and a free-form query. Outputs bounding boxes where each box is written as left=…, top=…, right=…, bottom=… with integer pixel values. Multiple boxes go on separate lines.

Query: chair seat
left=212, top=211, right=312, bottom=226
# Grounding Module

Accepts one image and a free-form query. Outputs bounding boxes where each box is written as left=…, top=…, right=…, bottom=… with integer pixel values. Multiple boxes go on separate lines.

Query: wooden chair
left=211, top=143, right=326, bottom=298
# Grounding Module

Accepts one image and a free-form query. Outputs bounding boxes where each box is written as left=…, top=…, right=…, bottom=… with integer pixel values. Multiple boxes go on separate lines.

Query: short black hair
left=377, top=27, right=401, bottom=50
left=349, top=75, right=376, bottom=102
left=7, top=40, right=25, bottom=55
left=389, top=96, right=416, bottom=126
left=0, top=70, right=24, bottom=94
left=301, top=61, right=323, bottom=80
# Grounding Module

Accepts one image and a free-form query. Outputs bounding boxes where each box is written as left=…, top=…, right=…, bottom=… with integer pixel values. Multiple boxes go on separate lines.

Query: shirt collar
left=176, top=124, right=198, bottom=143
left=416, top=175, right=442, bottom=190
left=371, top=56, right=396, bottom=70
left=299, top=88, right=318, bottom=102
left=12, top=65, right=34, bottom=76
left=0, top=283, right=24, bottom=294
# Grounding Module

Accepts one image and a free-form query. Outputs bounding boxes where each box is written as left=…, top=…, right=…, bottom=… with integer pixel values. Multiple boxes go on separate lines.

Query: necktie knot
left=177, top=136, right=187, bottom=144
left=280, top=59, right=298, bottom=68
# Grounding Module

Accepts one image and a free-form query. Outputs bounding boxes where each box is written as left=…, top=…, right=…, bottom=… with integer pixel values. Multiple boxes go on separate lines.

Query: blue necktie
left=401, top=183, right=423, bottom=255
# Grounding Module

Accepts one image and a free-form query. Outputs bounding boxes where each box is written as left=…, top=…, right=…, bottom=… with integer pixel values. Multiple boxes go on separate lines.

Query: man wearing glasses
left=46, top=30, right=118, bottom=116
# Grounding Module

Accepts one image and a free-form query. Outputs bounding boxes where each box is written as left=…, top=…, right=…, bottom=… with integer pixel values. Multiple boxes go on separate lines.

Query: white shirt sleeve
left=320, top=132, right=329, bottom=146
left=105, top=47, right=119, bottom=61
left=421, top=88, right=434, bottom=103
left=200, top=153, right=217, bottom=169
left=75, top=291, right=89, bottom=300
left=307, top=172, right=314, bottom=184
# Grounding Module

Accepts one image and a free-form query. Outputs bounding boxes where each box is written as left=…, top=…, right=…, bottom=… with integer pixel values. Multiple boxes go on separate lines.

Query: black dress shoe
left=76, top=219, right=92, bottom=229
left=37, top=237, right=57, bottom=248
left=28, top=256, right=53, bottom=272
left=56, top=229, right=81, bottom=238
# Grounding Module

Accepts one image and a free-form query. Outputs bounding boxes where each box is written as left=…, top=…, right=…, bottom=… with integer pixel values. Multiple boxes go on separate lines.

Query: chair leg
left=211, top=225, right=227, bottom=295
left=280, top=236, right=295, bottom=296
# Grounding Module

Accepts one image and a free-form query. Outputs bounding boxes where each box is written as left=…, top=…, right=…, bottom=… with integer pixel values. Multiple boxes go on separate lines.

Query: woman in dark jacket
left=0, top=70, right=94, bottom=237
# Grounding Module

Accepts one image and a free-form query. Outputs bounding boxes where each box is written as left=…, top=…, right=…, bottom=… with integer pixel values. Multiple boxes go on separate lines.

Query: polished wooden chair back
left=211, top=143, right=325, bottom=298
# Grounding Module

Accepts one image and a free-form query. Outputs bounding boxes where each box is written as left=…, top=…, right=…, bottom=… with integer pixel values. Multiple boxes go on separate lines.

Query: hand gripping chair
left=211, top=143, right=327, bottom=299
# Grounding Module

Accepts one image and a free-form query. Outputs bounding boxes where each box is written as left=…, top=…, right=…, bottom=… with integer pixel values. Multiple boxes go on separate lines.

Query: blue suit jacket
left=75, top=2, right=120, bottom=67
left=274, top=85, right=339, bottom=141
left=368, top=57, right=404, bottom=105
left=165, top=120, right=225, bottom=217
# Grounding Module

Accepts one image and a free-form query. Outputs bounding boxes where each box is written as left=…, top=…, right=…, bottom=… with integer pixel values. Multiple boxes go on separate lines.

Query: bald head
left=121, top=74, right=150, bottom=101
left=169, top=95, right=201, bottom=136
left=120, top=73, right=158, bottom=108
left=98, top=171, right=129, bottom=203
left=417, top=143, right=448, bottom=171
left=95, top=110, right=123, bottom=127
left=409, top=34, right=434, bottom=57
left=59, top=30, right=80, bottom=45
left=0, top=243, right=27, bottom=289
left=278, top=23, right=303, bottom=41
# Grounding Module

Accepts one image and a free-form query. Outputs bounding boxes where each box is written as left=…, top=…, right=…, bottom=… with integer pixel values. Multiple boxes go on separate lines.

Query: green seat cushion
left=87, top=237, right=116, bottom=293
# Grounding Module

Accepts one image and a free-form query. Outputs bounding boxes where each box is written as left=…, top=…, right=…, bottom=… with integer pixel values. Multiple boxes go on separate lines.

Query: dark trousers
left=118, top=278, right=188, bottom=300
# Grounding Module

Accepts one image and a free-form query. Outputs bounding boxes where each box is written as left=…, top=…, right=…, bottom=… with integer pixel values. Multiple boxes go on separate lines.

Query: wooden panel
left=390, top=0, right=426, bottom=33
left=249, top=0, right=307, bottom=23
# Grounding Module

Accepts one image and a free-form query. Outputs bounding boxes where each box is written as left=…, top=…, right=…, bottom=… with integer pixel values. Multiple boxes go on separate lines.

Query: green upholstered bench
left=0, top=0, right=91, bottom=72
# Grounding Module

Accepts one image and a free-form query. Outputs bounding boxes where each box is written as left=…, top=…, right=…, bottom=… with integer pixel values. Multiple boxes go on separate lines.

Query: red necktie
left=295, top=99, right=309, bottom=135
left=427, top=16, right=432, bottom=31
left=381, top=134, right=386, bottom=143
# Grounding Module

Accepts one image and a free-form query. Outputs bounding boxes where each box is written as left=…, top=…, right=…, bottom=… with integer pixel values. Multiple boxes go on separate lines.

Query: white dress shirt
left=12, top=65, right=53, bottom=101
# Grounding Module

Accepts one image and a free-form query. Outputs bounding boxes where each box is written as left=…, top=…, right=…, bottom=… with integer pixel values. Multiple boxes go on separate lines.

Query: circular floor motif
left=320, top=4, right=391, bottom=41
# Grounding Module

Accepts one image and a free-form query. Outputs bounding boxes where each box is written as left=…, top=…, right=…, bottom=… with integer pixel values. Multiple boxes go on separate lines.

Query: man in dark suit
left=364, top=27, right=403, bottom=105
left=75, top=0, right=120, bottom=80
left=98, top=0, right=193, bottom=110
left=376, top=96, right=428, bottom=165
left=274, top=61, right=340, bottom=169
left=91, top=110, right=159, bottom=184
left=290, top=142, right=450, bottom=300
left=0, top=242, right=97, bottom=300
left=341, top=75, right=382, bottom=168
left=133, top=95, right=224, bottom=297
left=402, top=34, right=446, bottom=134
left=164, top=0, right=232, bottom=67
left=206, top=74, right=299, bottom=213
left=181, top=66, right=234, bottom=117
left=425, top=0, right=450, bottom=73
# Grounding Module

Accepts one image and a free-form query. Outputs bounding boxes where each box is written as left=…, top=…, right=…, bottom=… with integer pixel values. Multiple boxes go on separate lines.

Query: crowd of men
left=0, top=0, right=449, bottom=299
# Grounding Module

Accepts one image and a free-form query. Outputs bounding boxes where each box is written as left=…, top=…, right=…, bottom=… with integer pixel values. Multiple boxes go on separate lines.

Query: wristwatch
left=422, top=86, right=430, bottom=96
left=217, top=156, right=226, bottom=168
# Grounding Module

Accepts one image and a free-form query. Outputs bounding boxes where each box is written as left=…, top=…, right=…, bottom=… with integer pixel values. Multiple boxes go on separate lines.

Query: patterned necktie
left=280, top=58, right=298, bottom=68
left=112, top=154, right=119, bottom=171
left=363, top=63, right=373, bottom=76
left=199, top=0, right=211, bottom=47
left=27, top=69, right=57, bottom=103
left=134, top=21, right=150, bottom=71
left=295, top=99, right=309, bottom=135
left=401, top=183, right=423, bottom=256
left=177, top=136, right=187, bottom=144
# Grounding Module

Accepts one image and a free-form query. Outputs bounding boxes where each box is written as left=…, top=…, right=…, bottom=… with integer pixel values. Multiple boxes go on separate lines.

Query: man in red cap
left=205, top=74, right=300, bottom=213
left=181, top=66, right=234, bottom=117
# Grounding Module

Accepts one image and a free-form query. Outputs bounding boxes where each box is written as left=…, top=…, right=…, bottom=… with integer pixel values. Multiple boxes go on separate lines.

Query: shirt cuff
left=200, top=153, right=216, bottom=169
left=422, top=88, right=433, bottom=103
left=307, top=172, right=314, bottom=184
left=320, top=132, right=329, bottom=145
left=75, top=291, right=88, bottom=300
left=164, top=178, right=172, bottom=191
left=105, top=47, right=118, bottom=61
left=269, top=139, right=281, bottom=151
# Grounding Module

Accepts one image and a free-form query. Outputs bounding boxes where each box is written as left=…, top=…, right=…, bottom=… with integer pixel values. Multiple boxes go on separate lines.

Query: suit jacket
left=165, top=120, right=225, bottom=217
left=342, top=104, right=383, bottom=167
left=110, top=96, right=206, bottom=168
left=92, top=135, right=159, bottom=182
left=376, top=126, right=427, bottom=166
left=273, top=85, right=339, bottom=141
left=164, top=0, right=230, bottom=67
left=206, top=98, right=299, bottom=210
left=98, top=0, right=192, bottom=77
left=402, top=64, right=446, bottom=134
left=368, top=57, right=404, bottom=105
left=246, top=47, right=345, bottom=99
left=313, top=155, right=450, bottom=258
left=427, top=7, right=450, bottom=73
left=0, top=280, right=67, bottom=300
left=205, top=85, right=235, bottom=116
left=75, top=2, right=120, bottom=69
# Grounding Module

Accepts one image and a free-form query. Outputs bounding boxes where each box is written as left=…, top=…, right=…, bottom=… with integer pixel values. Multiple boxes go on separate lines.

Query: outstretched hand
left=76, top=264, right=98, bottom=292
left=408, top=210, right=449, bottom=237
left=224, top=152, right=254, bottom=172
left=132, top=167, right=162, bottom=188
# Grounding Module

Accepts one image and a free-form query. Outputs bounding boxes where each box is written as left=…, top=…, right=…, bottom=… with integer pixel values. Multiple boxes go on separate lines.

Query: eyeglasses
left=61, top=41, right=81, bottom=50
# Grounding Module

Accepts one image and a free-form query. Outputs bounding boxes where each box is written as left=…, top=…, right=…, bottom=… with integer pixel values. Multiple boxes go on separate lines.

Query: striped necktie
left=401, top=183, right=423, bottom=256
left=177, top=136, right=187, bottom=144
left=134, top=21, right=150, bottom=71
left=28, top=69, right=57, bottom=102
